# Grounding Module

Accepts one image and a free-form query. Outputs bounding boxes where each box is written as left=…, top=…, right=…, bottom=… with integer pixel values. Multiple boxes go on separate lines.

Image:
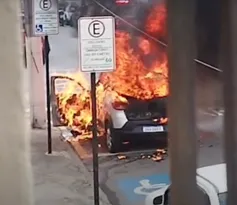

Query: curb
left=57, top=127, right=112, bottom=205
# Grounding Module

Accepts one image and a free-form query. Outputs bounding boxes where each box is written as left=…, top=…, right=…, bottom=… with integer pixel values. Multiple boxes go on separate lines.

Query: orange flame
left=146, top=3, right=167, bottom=38
left=56, top=3, right=168, bottom=139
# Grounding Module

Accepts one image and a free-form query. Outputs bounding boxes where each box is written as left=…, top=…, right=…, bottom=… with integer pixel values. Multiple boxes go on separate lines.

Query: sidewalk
left=24, top=58, right=111, bottom=205
left=31, top=128, right=111, bottom=205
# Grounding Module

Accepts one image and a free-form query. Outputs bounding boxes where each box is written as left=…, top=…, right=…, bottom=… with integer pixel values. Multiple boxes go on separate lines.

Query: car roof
left=197, top=163, right=227, bottom=194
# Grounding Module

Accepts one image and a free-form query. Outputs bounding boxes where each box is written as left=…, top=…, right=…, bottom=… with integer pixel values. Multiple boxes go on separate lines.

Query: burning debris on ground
left=117, top=155, right=127, bottom=160
left=117, top=149, right=168, bottom=162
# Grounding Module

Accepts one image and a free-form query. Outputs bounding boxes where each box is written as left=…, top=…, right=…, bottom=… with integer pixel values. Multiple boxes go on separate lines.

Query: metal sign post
left=90, top=72, right=99, bottom=205
left=31, top=0, right=59, bottom=154
left=44, top=36, right=52, bottom=154
left=78, top=16, right=116, bottom=205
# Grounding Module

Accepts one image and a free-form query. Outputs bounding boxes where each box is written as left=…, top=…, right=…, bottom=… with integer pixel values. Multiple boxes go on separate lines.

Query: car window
left=163, top=186, right=211, bottom=205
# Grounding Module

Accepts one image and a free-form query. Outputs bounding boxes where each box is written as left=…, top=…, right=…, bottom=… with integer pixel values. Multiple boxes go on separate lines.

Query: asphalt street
left=50, top=26, right=224, bottom=205
left=81, top=113, right=224, bottom=205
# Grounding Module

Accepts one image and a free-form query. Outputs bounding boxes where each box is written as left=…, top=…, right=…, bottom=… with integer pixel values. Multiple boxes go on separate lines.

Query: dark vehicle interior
left=123, top=96, right=167, bottom=122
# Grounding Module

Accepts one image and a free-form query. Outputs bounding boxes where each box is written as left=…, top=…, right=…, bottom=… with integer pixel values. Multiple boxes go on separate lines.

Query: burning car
left=103, top=93, right=168, bottom=152
left=52, top=3, right=168, bottom=153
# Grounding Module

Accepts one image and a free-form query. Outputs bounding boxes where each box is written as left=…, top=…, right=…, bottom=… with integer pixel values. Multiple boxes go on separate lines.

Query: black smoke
left=80, top=0, right=221, bottom=67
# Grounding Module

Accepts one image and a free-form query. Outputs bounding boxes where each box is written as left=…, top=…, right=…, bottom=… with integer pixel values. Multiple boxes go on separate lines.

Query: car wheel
left=105, top=122, right=121, bottom=153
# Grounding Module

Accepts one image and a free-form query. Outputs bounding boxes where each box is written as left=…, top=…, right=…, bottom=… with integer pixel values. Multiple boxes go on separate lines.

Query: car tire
left=105, top=121, right=121, bottom=153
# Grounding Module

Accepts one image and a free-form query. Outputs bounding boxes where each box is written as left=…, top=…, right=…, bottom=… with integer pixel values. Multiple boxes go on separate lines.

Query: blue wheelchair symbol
left=118, top=173, right=170, bottom=202
left=35, top=24, right=43, bottom=33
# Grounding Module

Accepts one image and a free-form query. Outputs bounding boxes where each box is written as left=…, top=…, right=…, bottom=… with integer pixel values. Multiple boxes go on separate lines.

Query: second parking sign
left=78, top=16, right=116, bottom=73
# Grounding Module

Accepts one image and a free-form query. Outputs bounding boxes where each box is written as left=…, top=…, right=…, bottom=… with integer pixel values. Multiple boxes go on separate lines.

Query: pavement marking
left=118, top=173, right=170, bottom=202
left=134, top=179, right=167, bottom=196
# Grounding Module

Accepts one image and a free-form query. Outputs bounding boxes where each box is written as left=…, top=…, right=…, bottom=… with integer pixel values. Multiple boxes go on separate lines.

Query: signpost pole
left=31, top=0, right=59, bottom=153
left=90, top=72, right=100, bottom=205
left=78, top=16, right=115, bottom=205
left=44, top=35, right=52, bottom=154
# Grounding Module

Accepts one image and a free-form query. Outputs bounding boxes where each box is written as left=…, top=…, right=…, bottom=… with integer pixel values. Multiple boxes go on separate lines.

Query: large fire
left=56, top=3, right=168, bottom=139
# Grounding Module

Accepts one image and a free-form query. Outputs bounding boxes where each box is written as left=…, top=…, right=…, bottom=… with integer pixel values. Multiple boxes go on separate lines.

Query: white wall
left=26, top=36, right=46, bottom=128
left=0, top=0, right=34, bottom=204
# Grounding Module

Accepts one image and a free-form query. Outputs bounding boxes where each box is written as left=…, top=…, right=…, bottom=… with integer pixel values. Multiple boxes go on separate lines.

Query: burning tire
left=105, top=121, right=122, bottom=153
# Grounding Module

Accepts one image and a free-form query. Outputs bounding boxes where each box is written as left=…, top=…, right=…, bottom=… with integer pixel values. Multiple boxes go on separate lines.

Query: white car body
left=145, top=163, right=227, bottom=205
left=103, top=93, right=128, bottom=129
left=103, top=91, right=168, bottom=152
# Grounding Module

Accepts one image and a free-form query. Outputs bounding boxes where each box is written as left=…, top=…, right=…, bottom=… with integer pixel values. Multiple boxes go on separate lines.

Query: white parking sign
left=78, top=16, right=116, bottom=73
left=32, top=0, right=59, bottom=36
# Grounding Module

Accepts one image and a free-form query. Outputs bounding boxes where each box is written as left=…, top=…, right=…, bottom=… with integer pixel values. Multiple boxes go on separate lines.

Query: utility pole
left=167, top=0, right=199, bottom=204
left=0, top=0, right=34, bottom=205
left=221, top=0, right=237, bottom=204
